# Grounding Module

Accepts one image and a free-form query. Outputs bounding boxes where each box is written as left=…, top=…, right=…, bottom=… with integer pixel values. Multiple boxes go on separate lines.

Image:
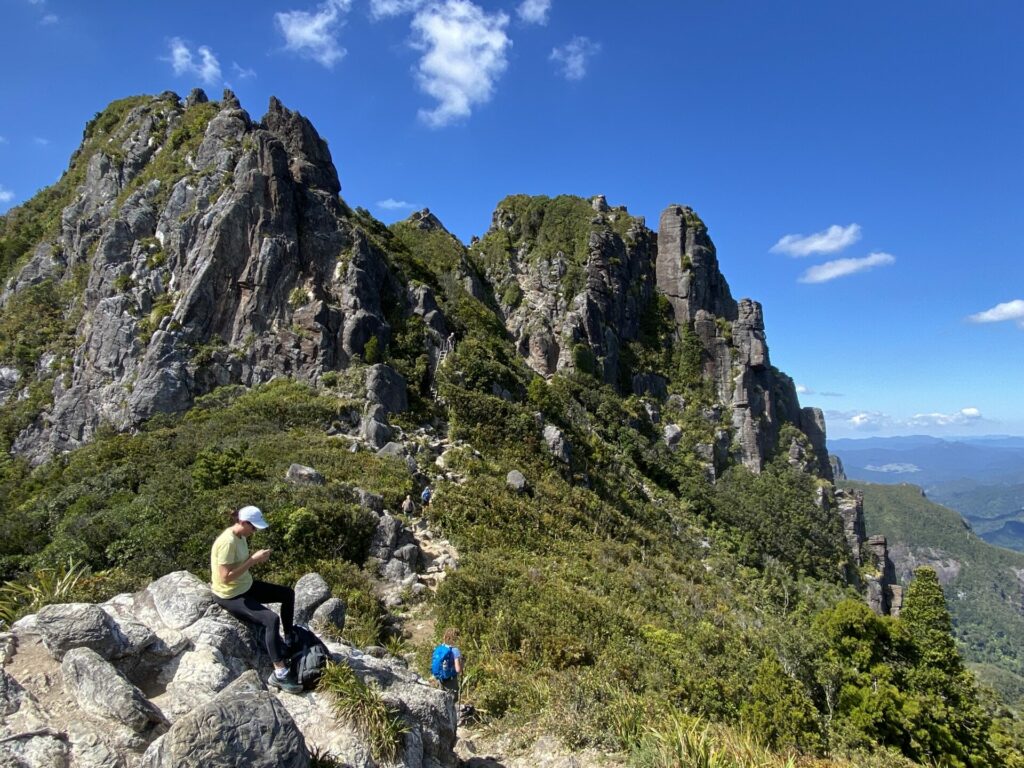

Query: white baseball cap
left=238, top=505, right=269, bottom=529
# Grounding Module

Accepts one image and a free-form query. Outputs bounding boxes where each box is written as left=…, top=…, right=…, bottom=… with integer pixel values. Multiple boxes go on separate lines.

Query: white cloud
left=275, top=0, right=351, bottom=68
left=796, top=384, right=811, bottom=394
left=517, top=0, right=551, bottom=25
left=33, top=137, right=49, bottom=146
left=377, top=198, right=419, bottom=210
left=232, top=62, right=257, bottom=79
left=771, top=223, right=861, bottom=257
left=41, top=13, right=57, bottom=24
left=550, top=36, right=599, bottom=80
left=167, top=37, right=222, bottom=84
left=798, top=252, right=894, bottom=284
left=0, top=185, right=14, bottom=203
left=411, top=0, right=511, bottom=128
left=848, top=411, right=889, bottom=431
left=968, top=299, right=1024, bottom=329
left=907, top=408, right=983, bottom=428
left=370, top=0, right=423, bottom=18
left=827, top=407, right=983, bottom=434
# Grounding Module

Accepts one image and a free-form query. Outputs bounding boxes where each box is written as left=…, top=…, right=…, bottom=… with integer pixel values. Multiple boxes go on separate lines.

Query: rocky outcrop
left=838, top=489, right=902, bottom=615
left=476, top=196, right=656, bottom=385
left=9, top=91, right=408, bottom=464
left=0, top=571, right=458, bottom=768
left=4, top=90, right=833, bottom=483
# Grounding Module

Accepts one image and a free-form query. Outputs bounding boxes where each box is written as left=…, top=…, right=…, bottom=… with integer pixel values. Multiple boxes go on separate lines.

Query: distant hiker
left=210, top=505, right=302, bottom=694
left=431, top=627, right=463, bottom=702
left=401, top=494, right=416, bottom=516
left=421, top=486, right=433, bottom=506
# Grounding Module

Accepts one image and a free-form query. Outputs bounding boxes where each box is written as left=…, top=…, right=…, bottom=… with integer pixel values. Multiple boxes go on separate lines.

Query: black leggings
left=214, top=580, right=295, bottom=664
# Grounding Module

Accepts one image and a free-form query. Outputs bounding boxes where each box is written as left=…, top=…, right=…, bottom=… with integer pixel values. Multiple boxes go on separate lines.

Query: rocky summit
left=1, top=89, right=826, bottom=481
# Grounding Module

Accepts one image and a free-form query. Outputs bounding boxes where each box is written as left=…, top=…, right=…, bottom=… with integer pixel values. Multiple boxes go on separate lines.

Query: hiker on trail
left=401, top=494, right=416, bottom=516
left=210, top=505, right=302, bottom=694
left=421, top=486, right=433, bottom=506
left=431, top=627, right=463, bottom=702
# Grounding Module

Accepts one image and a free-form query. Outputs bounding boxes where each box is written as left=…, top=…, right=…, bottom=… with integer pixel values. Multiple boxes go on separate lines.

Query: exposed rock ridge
left=836, top=488, right=902, bottom=615
left=4, top=91, right=832, bottom=483
left=9, top=90, right=409, bottom=463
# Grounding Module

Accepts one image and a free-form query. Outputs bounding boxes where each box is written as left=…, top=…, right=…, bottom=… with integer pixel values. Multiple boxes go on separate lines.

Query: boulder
left=144, top=571, right=214, bottom=630
left=293, top=573, right=332, bottom=626
left=140, top=670, right=310, bottom=768
left=162, top=647, right=240, bottom=715
left=183, top=612, right=257, bottom=665
left=543, top=424, right=571, bottom=463
left=311, top=598, right=347, bottom=634
left=365, top=364, right=408, bottom=415
left=35, top=603, right=121, bottom=660
left=285, top=463, right=325, bottom=486
left=377, top=441, right=407, bottom=460
left=362, top=418, right=392, bottom=450
left=353, top=487, right=384, bottom=513
left=369, top=513, right=403, bottom=561
left=663, top=424, right=683, bottom=449
left=61, top=647, right=167, bottom=733
left=506, top=470, right=528, bottom=493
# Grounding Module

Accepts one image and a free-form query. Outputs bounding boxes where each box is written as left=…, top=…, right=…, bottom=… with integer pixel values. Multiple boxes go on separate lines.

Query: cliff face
left=6, top=90, right=405, bottom=463
left=1, top=89, right=830, bottom=480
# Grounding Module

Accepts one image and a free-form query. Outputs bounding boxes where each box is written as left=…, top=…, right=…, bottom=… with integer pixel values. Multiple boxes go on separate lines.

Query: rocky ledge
left=0, top=570, right=457, bottom=768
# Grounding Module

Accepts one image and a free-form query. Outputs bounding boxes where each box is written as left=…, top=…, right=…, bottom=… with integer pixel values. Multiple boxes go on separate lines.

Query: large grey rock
left=144, top=571, right=214, bottom=630
left=293, top=573, right=332, bottom=626
left=369, top=512, right=404, bottom=561
left=140, top=670, right=310, bottom=768
left=286, top=463, right=325, bottom=486
left=506, top=470, right=528, bottom=493
left=377, top=441, right=407, bottom=459
left=663, top=424, right=683, bottom=449
left=543, top=424, right=571, bottom=463
left=362, top=417, right=393, bottom=450
left=182, top=611, right=256, bottom=664
left=162, top=646, right=240, bottom=715
left=35, top=603, right=121, bottom=660
left=61, top=647, right=167, bottom=733
left=354, top=487, right=384, bottom=513
left=365, top=364, right=408, bottom=415
left=311, top=598, right=347, bottom=634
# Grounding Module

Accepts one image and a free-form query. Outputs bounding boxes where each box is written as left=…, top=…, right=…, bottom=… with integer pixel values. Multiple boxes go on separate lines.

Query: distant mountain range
left=831, top=435, right=1024, bottom=551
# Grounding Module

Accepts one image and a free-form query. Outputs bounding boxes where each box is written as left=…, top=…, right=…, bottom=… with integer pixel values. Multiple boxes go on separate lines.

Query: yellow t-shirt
left=210, top=527, right=252, bottom=599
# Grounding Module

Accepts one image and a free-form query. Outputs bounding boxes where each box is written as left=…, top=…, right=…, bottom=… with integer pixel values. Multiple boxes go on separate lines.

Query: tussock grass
left=317, top=661, right=409, bottom=763
left=0, top=558, right=86, bottom=627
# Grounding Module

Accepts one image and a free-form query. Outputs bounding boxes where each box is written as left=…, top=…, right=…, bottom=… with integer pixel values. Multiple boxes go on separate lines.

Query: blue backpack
left=431, top=644, right=456, bottom=681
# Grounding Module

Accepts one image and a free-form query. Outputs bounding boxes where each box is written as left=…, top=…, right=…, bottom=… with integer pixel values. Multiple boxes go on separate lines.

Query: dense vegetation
left=849, top=480, right=1024, bottom=712
left=0, top=93, right=1019, bottom=766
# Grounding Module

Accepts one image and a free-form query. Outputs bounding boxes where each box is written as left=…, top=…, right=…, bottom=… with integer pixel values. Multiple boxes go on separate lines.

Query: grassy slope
left=848, top=480, right=1024, bottom=705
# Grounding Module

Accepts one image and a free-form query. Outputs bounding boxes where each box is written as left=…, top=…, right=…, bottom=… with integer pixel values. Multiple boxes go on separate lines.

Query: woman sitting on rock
left=210, top=505, right=302, bottom=694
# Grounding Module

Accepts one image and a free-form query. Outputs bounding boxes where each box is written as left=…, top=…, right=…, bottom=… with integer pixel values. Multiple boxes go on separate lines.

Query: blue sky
left=2, top=0, right=1023, bottom=439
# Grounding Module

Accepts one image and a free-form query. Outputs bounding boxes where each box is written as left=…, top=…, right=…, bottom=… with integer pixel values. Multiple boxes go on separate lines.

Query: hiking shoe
left=267, top=671, right=303, bottom=694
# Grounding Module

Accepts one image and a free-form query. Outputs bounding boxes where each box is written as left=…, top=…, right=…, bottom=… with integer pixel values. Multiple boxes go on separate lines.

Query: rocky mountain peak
left=0, top=92, right=833, bottom=482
